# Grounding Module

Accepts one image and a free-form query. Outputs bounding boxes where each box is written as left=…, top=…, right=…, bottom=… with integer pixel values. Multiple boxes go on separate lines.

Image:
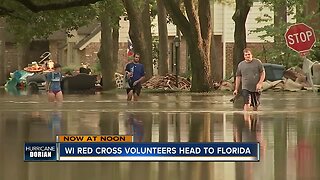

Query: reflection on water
left=125, top=113, right=144, bottom=142
left=0, top=91, right=320, bottom=180
left=49, top=111, right=62, bottom=135
left=0, top=110, right=319, bottom=180
left=233, top=113, right=261, bottom=143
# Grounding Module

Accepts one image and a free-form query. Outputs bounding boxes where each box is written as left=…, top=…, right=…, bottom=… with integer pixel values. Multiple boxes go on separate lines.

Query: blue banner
left=58, top=142, right=259, bottom=161
left=24, top=143, right=57, bottom=161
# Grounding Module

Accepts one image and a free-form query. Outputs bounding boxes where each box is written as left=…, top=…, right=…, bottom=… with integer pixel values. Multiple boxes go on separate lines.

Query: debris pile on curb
left=217, top=66, right=318, bottom=92
left=115, top=63, right=320, bottom=92
left=142, top=74, right=191, bottom=90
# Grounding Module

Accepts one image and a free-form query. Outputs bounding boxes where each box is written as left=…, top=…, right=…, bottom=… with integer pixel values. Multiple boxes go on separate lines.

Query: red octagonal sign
left=285, top=23, right=316, bottom=53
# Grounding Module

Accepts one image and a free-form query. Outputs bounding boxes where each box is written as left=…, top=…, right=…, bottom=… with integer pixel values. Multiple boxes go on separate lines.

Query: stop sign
left=285, top=23, right=316, bottom=53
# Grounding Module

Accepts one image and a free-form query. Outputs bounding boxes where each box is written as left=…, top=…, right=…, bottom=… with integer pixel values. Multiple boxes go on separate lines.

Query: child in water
left=45, top=63, right=63, bottom=102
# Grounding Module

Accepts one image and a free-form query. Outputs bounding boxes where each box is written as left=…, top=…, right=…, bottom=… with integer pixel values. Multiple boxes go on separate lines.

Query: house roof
left=74, top=24, right=101, bottom=50
left=48, top=21, right=100, bottom=41
left=47, top=30, right=67, bottom=40
left=77, top=22, right=100, bottom=35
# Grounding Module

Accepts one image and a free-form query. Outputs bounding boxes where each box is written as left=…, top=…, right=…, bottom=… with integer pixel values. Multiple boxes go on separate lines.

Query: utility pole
left=174, top=27, right=181, bottom=88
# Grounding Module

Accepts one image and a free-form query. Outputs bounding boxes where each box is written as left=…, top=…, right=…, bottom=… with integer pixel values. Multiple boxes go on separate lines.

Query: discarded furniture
left=312, top=63, right=320, bottom=85
left=263, top=63, right=285, bottom=81
left=303, top=58, right=319, bottom=92
left=62, top=73, right=96, bottom=91
left=26, top=73, right=46, bottom=91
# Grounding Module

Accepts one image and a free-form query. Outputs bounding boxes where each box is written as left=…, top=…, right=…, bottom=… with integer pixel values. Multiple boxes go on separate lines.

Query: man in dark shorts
left=233, top=48, right=265, bottom=111
left=125, top=53, right=145, bottom=101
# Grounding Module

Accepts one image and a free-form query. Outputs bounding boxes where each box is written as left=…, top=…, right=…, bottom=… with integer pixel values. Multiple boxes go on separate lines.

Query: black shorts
left=126, top=82, right=142, bottom=96
left=242, top=89, right=261, bottom=107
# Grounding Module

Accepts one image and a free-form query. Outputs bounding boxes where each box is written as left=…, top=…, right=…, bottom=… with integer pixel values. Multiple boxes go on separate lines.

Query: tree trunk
left=0, top=18, right=6, bottom=86
left=122, top=0, right=153, bottom=80
left=304, top=0, right=320, bottom=38
left=274, top=0, right=287, bottom=43
left=187, top=39, right=211, bottom=91
left=209, top=2, right=222, bottom=82
left=191, top=0, right=212, bottom=91
left=112, top=18, right=119, bottom=70
left=98, top=11, right=117, bottom=90
left=232, top=0, right=251, bottom=76
left=163, top=0, right=212, bottom=92
left=157, top=0, right=169, bottom=75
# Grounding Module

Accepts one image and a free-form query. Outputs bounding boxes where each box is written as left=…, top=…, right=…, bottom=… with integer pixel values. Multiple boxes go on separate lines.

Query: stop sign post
left=285, top=23, right=316, bottom=56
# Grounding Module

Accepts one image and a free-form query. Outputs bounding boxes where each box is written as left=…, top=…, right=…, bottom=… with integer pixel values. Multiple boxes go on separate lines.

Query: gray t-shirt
left=236, top=58, right=264, bottom=92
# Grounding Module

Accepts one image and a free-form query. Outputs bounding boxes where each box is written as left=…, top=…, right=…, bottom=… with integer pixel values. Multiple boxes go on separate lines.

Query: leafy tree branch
left=13, top=0, right=103, bottom=12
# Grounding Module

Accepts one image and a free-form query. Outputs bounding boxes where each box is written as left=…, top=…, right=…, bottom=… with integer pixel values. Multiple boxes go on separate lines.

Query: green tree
left=0, top=0, right=101, bottom=84
left=0, top=1, right=102, bottom=35
left=252, top=0, right=320, bottom=67
left=0, top=0, right=124, bottom=90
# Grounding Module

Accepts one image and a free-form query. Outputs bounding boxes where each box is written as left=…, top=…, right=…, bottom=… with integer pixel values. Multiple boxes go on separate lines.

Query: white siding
left=90, top=32, right=101, bottom=42
left=213, top=3, right=223, bottom=34
left=88, top=2, right=288, bottom=44
left=246, top=2, right=274, bottom=42
left=221, top=2, right=274, bottom=42
left=167, top=22, right=178, bottom=36
left=119, top=18, right=130, bottom=42
left=220, top=3, right=234, bottom=42
left=151, top=17, right=177, bottom=37
left=118, top=16, right=178, bottom=43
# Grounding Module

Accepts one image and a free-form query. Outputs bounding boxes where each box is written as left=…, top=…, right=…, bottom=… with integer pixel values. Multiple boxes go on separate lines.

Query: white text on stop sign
left=287, top=31, right=313, bottom=45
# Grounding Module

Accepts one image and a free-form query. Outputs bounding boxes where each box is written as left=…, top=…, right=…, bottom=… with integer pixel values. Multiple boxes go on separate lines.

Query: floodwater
left=0, top=89, right=320, bottom=180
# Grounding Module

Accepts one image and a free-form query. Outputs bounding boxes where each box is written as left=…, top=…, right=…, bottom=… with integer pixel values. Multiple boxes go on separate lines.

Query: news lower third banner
left=25, top=139, right=259, bottom=162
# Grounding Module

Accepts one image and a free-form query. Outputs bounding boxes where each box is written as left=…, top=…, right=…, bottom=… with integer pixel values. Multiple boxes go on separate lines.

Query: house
left=48, top=23, right=101, bottom=71
left=1, top=1, right=315, bottom=86
left=47, top=2, right=281, bottom=79
left=0, top=19, right=51, bottom=85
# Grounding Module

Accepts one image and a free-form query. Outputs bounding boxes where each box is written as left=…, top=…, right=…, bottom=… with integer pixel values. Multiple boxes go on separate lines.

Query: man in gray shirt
left=233, top=48, right=265, bottom=111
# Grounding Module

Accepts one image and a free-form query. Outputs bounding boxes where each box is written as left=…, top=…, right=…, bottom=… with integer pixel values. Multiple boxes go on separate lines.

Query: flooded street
left=0, top=90, right=320, bottom=180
